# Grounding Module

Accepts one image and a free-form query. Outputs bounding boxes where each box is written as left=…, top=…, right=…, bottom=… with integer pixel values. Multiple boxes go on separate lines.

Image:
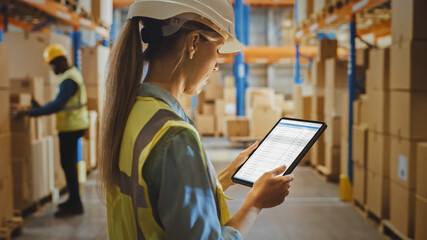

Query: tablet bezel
left=231, top=117, right=327, bottom=187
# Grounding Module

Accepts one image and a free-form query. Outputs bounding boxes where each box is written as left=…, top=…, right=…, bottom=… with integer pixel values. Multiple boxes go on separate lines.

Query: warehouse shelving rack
left=0, top=0, right=110, bottom=70
left=293, top=0, right=391, bottom=184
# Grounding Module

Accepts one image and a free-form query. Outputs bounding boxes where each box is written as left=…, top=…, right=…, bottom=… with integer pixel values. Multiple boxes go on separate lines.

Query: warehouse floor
left=15, top=137, right=385, bottom=240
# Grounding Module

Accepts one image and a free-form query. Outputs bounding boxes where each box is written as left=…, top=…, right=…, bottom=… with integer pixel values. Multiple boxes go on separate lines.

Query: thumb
left=268, top=165, right=287, bottom=176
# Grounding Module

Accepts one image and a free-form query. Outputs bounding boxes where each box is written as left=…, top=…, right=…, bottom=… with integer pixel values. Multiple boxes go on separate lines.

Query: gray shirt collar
left=138, top=82, right=195, bottom=126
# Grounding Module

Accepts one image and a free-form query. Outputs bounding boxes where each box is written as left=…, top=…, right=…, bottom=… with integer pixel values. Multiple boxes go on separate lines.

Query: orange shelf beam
left=18, top=0, right=109, bottom=38
left=295, top=0, right=389, bottom=41
left=0, top=14, right=49, bottom=32
left=218, top=46, right=347, bottom=64
left=113, top=0, right=133, bottom=8
left=230, top=0, right=294, bottom=6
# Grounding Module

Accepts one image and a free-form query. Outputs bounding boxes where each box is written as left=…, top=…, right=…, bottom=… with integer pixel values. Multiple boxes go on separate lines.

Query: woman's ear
left=186, top=32, right=200, bottom=60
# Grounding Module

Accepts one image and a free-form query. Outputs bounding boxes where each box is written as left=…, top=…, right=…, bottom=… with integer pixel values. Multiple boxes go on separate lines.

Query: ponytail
left=99, top=19, right=144, bottom=193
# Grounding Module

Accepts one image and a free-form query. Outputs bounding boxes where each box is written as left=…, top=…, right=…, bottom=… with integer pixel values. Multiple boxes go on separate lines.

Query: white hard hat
left=127, top=0, right=245, bottom=53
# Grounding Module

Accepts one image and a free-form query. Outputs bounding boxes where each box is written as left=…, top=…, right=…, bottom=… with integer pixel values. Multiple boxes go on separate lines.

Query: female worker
left=99, top=0, right=294, bottom=239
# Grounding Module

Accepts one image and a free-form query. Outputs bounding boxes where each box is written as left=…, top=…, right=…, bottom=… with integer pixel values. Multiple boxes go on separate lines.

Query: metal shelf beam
left=295, top=0, right=389, bottom=41
left=17, top=0, right=109, bottom=39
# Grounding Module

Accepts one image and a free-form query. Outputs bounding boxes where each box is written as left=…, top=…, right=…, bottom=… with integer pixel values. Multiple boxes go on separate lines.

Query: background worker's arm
left=28, top=79, right=78, bottom=117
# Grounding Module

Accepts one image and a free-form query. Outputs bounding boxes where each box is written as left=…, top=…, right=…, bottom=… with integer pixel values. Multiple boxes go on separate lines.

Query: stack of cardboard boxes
left=296, top=0, right=313, bottom=25
left=81, top=45, right=110, bottom=118
left=0, top=43, right=14, bottom=227
left=196, top=72, right=239, bottom=136
left=246, top=87, right=281, bottom=138
left=364, top=48, right=391, bottom=220
left=388, top=0, right=427, bottom=238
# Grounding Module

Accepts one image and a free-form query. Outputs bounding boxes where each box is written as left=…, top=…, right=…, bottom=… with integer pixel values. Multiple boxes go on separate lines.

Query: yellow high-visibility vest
left=56, top=66, right=89, bottom=132
left=107, top=96, right=231, bottom=239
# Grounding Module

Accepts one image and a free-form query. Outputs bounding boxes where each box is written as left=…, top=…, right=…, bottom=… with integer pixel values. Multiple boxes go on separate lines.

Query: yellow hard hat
left=43, top=44, right=67, bottom=64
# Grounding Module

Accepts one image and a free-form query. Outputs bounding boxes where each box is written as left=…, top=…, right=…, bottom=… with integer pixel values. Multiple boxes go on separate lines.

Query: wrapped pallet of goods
left=0, top=43, right=14, bottom=228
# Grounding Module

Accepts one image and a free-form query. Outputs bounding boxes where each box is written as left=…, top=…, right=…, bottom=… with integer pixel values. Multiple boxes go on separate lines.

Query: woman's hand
left=218, top=141, right=259, bottom=191
left=246, top=165, right=294, bottom=210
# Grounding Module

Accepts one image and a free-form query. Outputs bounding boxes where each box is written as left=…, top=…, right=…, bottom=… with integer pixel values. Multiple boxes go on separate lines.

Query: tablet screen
left=233, top=118, right=324, bottom=184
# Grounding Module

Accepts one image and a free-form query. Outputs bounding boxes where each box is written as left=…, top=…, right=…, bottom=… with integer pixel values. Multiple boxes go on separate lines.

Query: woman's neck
left=144, top=59, right=186, bottom=99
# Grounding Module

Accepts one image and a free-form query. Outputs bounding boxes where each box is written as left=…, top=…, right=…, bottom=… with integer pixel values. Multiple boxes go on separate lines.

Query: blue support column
left=0, top=26, right=3, bottom=43
left=348, top=16, right=357, bottom=184
left=73, top=29, right=82, bottom=71
left=294, top=43, right=302, bottom=85
left=233, top=0, right=247, bottom=116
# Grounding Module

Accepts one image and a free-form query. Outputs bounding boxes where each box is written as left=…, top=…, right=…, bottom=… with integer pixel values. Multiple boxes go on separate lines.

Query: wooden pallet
left=315, top=165, right=339, bottom=182
left=229, top=136, right=261, bottom=148
left=0, top=217, right=24, bottom=240
left=380, top=220, right=414, bottom=240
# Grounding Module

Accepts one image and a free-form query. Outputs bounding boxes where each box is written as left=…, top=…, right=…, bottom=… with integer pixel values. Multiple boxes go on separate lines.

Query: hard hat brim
left=219, top=37, right=245, bottom=54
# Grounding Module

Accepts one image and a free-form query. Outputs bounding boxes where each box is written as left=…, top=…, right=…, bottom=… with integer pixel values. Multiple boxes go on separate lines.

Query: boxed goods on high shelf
left=81, top=45, right=110, bottom=117
left=0, top=43, right=14, bottom=227
left=91, top=0, right=113, bottom=27
left=196, top=72, right=237, bottom=136
left=387, top=0, right=427, bottom=238
left=296, top=0, right=313, bottom=25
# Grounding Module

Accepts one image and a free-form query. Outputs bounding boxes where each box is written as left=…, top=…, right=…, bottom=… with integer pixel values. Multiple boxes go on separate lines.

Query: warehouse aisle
left=15, top=137, right=385, bottom=240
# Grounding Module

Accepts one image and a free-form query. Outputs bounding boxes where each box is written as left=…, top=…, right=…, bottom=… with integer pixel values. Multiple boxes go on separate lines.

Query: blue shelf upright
left=233, top=0, right=249, bottom=116
left=347, top=15, right=357, bottom=184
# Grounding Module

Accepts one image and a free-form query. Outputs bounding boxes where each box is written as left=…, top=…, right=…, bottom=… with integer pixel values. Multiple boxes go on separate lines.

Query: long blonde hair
left=99, top=17, right=223, bottom=193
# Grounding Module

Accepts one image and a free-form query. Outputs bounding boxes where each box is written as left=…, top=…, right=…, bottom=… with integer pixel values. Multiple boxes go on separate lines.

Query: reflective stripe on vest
left=115, top=109, right=182, bottom=239
left=107, top=97, right=232, bottom=239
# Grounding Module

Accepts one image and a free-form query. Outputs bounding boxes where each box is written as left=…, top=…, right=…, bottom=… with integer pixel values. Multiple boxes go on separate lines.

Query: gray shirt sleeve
left=143, top=128, right=242, bottom=240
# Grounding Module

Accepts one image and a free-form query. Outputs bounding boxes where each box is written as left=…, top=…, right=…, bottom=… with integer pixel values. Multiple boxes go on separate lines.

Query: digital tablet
left=232, top=117, right=327, bottom=187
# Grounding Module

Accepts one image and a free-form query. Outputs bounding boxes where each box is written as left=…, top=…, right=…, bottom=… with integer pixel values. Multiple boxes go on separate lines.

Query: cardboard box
left=4, top=32, right=72, bottom=84
left=366, top=48, right=390, bottom=92
left=390, top=41, right=427, bottom=91
left=245, top=88, right=275, bottom=117
left=366, top=170, right=390, bottom=219
left=325, top=58, right=348, bottom=88
left=359, top=95, right=369, bottom=125
left=0, top=44, right=9, bottom=89
left=202, top=103, right=215, bottom=115
left=390, top=180, right=415, bottom=238
left=367, top=90, right=390, bottom=134
left=353, top=162, right=366, bottom=205
left=0, top=133, right=11, bottom=178
left=53, top=135, right=66, bottom=189
left=0, top=90, right=10, bottom=134
left=91, top=0, right=113, bottom=26
left=353, top=99, right=361, bottom=125
left=204, top=83, right=223, bottom=101
left=81, top=45, right=110, bottom=86
left=356, top=48, right=370, bottom=68
left=195, top=114, right=215, bottom=135
left=367, top=132, right=391, bottom=176
left=324, top=88, right=347, bottom=117
left=45, top=136, right=54, bottom=192
left=13, top=181, right=33, bottom=210
left=10, top=77, right=44, bottom=104
left=11, top=133, right=32, bottom=158
left=391, top=0, right=427, bottom=43
left=416, top=143, right=427, bottom=198
left=224, top=117, right=249, bottom=137
left=313, top=0, right=332, bottom=13
left=415, top=194, right=427, bottom=240
left=340, top=139, right=348, bottom=175
left=250, top=106, right=281, bottom=138
left=224, top=76, right=235, bottom=87
left=341, top=91, right=349, bottom=141
left=223, top=87, right=236, bottom=103
left=352, top=124, right=368, bottom=166
left=312, top=61, right=325, bottom=87
left=390, top=137, right=422, bottom=189
left=10, top=93, right=31, bottom=107
left=324, top=117, right=341, bottom=147
left=316, top=39, right=337, bottom=61
left=325, top=144, right=340, bottom=175
left=390, top=91, right=427, bottom=140
left=297, top=0, right=314, bottom=24
left=311, top=92, right=325, bottom=121
left=0, top=176, right=13, bottom=226
left=12, top=158, right=32, bottom=184
left=311, top=135, right=325, bottom=166
left=11, top=116, right=37, bottom=141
